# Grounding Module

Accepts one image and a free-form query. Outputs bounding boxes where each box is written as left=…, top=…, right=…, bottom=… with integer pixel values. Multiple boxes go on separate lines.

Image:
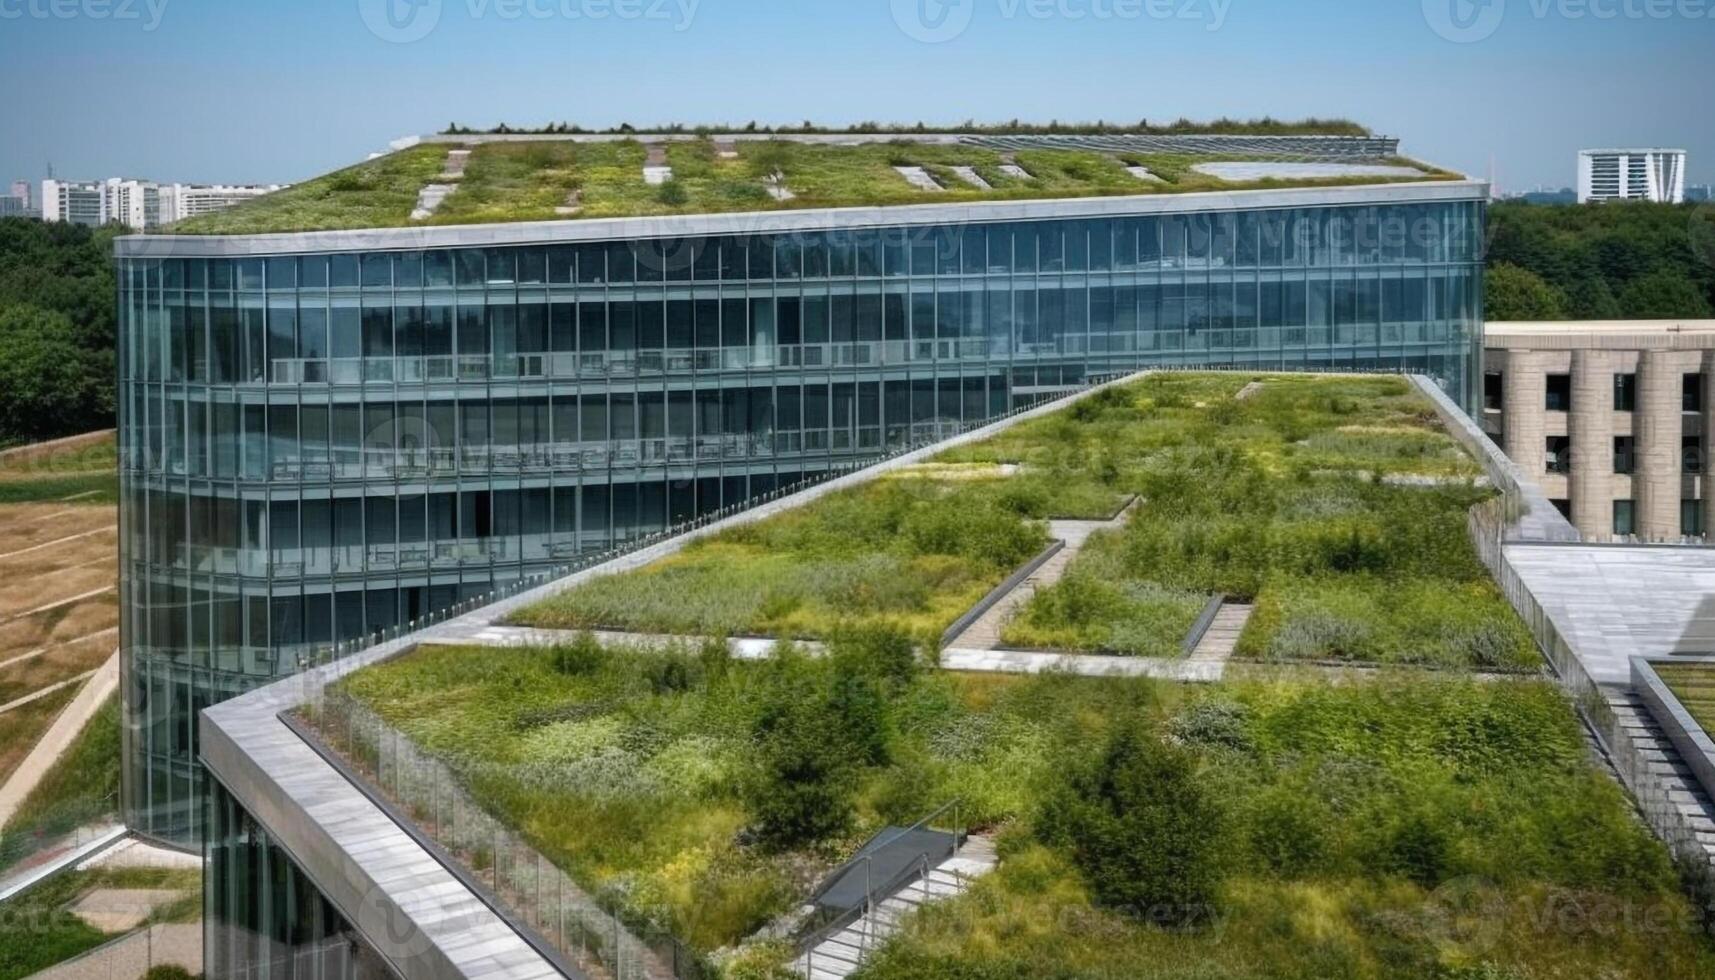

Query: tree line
left=1485, top=201, right=1715, bottom=321
left=0, top=218, right=120, bottom=445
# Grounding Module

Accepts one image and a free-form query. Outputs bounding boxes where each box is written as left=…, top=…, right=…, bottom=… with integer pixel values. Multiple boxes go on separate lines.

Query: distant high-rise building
left=9, top=180, right=30, bottom=209
left=160, top=182, right=283, bottom=222
left=39, top=177, right=285, bottom=229
left=41, top=178, right=105, bottom=226
left=1578, top=148, right=1687, bottom=204
left=102, top=178, right=162, bottom=230
left=1688, top=184, right=1713, bottom=203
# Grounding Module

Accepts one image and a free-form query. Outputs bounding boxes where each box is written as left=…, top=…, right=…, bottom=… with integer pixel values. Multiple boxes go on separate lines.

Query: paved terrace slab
left=1505, top=544, right=1715, bottom=686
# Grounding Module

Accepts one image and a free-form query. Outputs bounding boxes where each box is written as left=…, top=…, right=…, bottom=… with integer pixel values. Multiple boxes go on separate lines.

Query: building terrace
left=192, top=371, right=1715, bottom=980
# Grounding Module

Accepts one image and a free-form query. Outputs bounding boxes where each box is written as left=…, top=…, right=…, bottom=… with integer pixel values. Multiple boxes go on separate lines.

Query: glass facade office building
left=117, top=187, right=1487, bottom=847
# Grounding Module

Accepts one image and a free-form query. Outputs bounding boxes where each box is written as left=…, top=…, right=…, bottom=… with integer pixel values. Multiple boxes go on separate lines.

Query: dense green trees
left=1038, top=722, right=1222, bottom=926
left=0, top=218, right=119, bottom=444
left=1485, top=263, right=1566, bottom=320
left=0, top=307, right=112, bottom=440
left=1485, top=202, right=1715, bottom=320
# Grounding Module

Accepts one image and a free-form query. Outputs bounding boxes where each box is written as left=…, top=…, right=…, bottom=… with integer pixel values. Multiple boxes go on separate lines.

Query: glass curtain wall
left=205, top=779, right=398, bottom=980
left=119, top=198, right=1486, bottom=846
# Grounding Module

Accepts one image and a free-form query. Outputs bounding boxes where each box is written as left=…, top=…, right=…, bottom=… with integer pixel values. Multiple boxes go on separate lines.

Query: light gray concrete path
left=946, top=501, right=1139, bottom=651
left=434, top=625, right=1238, bottom=682
left=0, top=651, right=117, bottom=825
left=940, top=646, right=1226, bottom=682
left=1187, top=603, right=1253, bottom=664
left=795, top=835, right=998, bottom=980
left=29, top=923, right=202, bottom=980
left=1505, top=543, right=1715, bottom=685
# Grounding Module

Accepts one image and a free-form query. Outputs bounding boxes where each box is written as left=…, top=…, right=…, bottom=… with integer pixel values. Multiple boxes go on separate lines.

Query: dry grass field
left=0, top=437, right=118, bottom=790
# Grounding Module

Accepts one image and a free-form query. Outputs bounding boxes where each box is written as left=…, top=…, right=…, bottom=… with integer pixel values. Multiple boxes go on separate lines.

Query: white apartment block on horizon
left=1577, top=148, right=1687, bottom=204
left=39, top=177, right=284, bottom=229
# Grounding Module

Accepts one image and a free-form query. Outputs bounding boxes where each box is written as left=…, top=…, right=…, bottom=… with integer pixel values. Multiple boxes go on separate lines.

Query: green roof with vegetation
left=320, top=639, right=1715, bottom=978
left=304, top=372, right=1715, bottom=978
left=1653, top=661, right=1715, bottom=736
left=440, top=117, right=1376, bottom=137
left=514, top=374, right=1525, bottom=669
left=166, top=134, right=1456, bottom=236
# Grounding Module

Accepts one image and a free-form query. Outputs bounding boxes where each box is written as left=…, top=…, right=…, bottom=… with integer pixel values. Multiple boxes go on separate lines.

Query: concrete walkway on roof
left=1186, top=603, right=1254, bottom=665
left=1504, top=544, right=1715, bottom=686
left=946, top=503, right=1138, bottom=651
left=430, top=623, right=1237, bottom=682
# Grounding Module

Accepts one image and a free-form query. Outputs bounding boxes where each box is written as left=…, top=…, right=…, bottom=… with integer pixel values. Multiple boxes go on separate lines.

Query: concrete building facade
left=41, top=178, right=105, bottom=225
left=1577, top=148, right=1687, bottom=204
left=39, top=178, right=285, bottom=230
left=162, top=183, right=286, bottom=222
left=1483, top=320, right=1715, bottom=540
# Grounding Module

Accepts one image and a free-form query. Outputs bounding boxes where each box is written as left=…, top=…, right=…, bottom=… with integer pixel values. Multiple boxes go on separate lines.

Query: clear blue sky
left=0, top=0, right=1708, bottom=192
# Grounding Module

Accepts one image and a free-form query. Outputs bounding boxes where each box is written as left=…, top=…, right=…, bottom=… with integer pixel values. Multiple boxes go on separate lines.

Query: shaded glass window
left=1614, top=373, right=1636, bottom=411
left=1546, top=436, right=1571, bottom=473
left=1484, top=372, right=1503, bottom=411
left=1613, top=436, right=1635, bottom=475
left=1545, top=374, right=1571, bottom=411
left=1613, top=500, right=1636, bottom=536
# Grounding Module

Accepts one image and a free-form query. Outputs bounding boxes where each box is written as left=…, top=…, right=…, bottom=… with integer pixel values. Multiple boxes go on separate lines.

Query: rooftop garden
left=165, top=135, right=1454, bottom=235
left=322, top=636, right=1715, bottom=978
left=167, top=143, right=450, bottom=235
left=1651, top=661, right=1715, bottom=736
left=514, top=374, right=1529, bottom=669
left=440, top=117, right=1377, bottom=137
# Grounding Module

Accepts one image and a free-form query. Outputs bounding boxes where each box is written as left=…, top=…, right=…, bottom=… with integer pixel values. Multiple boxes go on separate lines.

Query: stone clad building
left=1482, top=320, right=1715, bottom=541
